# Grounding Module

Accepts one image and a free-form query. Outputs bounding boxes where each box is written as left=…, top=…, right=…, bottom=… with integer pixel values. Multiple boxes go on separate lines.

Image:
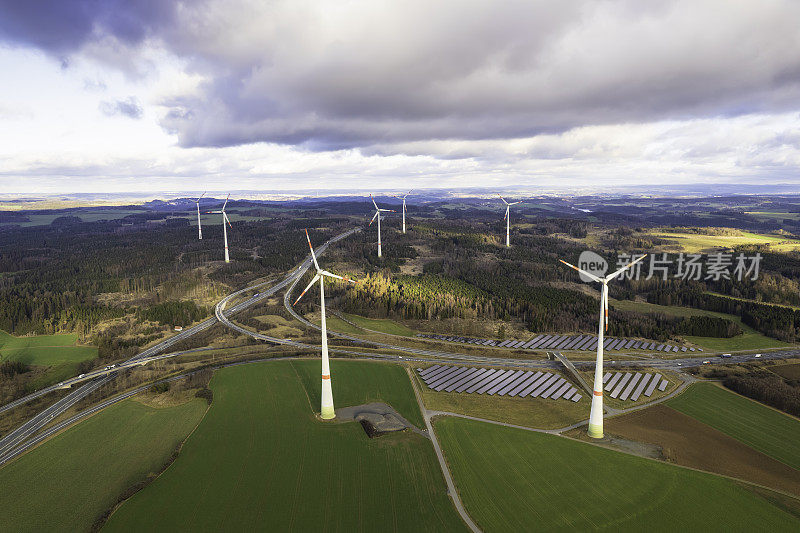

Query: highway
left=0, top=228, right=360, bottom=464
left=2, top=223, right=799, bottom=464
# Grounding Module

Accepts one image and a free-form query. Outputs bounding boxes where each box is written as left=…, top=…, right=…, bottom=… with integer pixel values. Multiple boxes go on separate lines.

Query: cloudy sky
left=1, top=0, right=799, bottom=195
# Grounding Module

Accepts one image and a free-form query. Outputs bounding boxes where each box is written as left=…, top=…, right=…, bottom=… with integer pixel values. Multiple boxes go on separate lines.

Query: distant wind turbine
left=207, top=193, right=232, bottom=263
left=497, top=194, right=522, bottom=247
left=195, top=191, right=206, bottom=240
left=391, top=190, right=413, bottom=233
left=369, top=194, right=395, bottom=258
left=559, top=253, right=648, bottom=439
left=293, top=229, right=357, bottom=419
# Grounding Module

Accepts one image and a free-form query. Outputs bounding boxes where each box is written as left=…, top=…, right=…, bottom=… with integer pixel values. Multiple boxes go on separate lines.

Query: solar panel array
left=602, top=372, right=670, bottom=401
left=416, top=333, right=699, bottom=353
left=416, top=366, right=582, bottom=402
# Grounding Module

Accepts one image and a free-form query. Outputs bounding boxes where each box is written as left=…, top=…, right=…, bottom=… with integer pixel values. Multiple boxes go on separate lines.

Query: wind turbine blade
left=497, top=193, right=509, bottom=205
left=604, top=285, right=609, bottom=331
left=369, top=211, right=379, bottom=226
left=293, top=274, right=321, bottom=305
left=222, top=193, right=230, bottom=211
left=305, top=229, right=320, bottom=270
left=379, top=208, right=395, bottom=212
left=510, top=201, right=523, bottom=205
left=503, top=207, right=508, bottom=221
left=206, top=210, right=222, bottom=214
left=370, top=194, right=378, bottom=210
left=224, top=212, right=232, bottom=228
left=559, top=259, right=602, bottom=283
left=605, top=254, right=648, bottom=281
left=320, top=270, right=356, bottom=283
left=196, top=191, right=206, bottom=202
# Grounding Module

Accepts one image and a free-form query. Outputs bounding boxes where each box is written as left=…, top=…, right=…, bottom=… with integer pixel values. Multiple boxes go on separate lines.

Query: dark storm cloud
left=0, top=0, right=178, bottom=54
left=99, top=96, right=143, bottom=119
left=3, top=0, right=800, bottom=155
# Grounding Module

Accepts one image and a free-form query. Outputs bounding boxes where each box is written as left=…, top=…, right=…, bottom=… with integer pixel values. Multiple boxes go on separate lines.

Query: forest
left=0, top=213, right=342, bottom=345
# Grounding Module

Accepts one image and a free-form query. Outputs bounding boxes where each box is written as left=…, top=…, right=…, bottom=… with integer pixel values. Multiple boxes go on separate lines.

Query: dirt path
left=406, top=368, right=481, bottom=533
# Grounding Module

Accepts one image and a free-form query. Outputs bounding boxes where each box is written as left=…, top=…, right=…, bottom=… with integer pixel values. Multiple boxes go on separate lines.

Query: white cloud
left=0, top=1, right=799, bottom=193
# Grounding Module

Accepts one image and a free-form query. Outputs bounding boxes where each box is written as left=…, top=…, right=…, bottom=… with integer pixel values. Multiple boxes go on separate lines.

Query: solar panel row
left=417, top=367, right=580, bottom=401
left=415, top=333, right=692, bottom=352
left=601, top=372, right=673, bottom=400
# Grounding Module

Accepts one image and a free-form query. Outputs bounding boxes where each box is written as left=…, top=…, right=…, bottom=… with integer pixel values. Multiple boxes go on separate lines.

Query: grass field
left=434, top=417, right=800, bottom=531
left=0, top=330, right=98, bottom=389
left=291, top=358, right=425, bottom=428
left=610, top=300, right=790, bottom=351
left=251, top=314, right=304, bottom=338
left=0, top=330, right=97, bottom=365
left=606, top=404, right=800, bottom=497
left=341, top=313, right=416, bottom=336
left=0, top=398, right=207, bottom=532
left=413, top=369, right=587, bottom=429
left=105, top=360, right=465, bottom=532
left=667, top=383, right=800, bottom=470
left=649, top=229, right=800, bottom=252
left=771, top=362, right=800, bottom=381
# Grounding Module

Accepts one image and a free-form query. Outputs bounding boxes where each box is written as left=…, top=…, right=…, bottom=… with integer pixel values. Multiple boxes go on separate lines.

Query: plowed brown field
left=606, top=404, right=800, bottom=497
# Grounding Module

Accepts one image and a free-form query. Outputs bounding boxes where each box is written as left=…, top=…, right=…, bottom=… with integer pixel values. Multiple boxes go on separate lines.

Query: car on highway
left=702, top=360, right=710, bottom=364
left=719, top=353, right=732, bottom=358
left=754, top=353, right=762, bottom=358
left=78, top=374, right=85, bottom=378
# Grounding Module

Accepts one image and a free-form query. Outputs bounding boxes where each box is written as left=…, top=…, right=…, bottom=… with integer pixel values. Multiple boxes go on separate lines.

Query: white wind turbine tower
left=194, top=191, right=206, bottom=240
left=391, top=190, right=413, bottom=233
left=559, top=253, right=648, bottom=439
left=497, top=194, right=522, bottom=247
left=207, top=193, right=232, bottom=263
left=369, top=194, right=395, bottom=258
left=293, top=229, right=357, bottom=420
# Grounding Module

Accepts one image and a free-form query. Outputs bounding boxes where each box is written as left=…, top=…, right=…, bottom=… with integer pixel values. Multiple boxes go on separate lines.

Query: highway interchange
left=1, top=226, right=799, bottom=465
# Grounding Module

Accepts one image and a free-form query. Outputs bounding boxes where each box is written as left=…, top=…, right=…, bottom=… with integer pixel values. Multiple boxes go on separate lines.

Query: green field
left=434, top=417, right=800, bottom=531
left=0, top=398, right=207, bottom=533
left=0, top=330, right=98, bottom=389
left=0, top=330, right=96, bottom=365
left=291, top=358, right=425, bottom=427
left=413, top=369, right=587, bottom=429
left=667, top=383, right=800, bottom=470
left=649, top=229, right=800, bottom=252
left=610, top=300, right=789, bottom=351
left=105, top=360, right=465, bottom=532
left=342, top=313, right=416, bottom=336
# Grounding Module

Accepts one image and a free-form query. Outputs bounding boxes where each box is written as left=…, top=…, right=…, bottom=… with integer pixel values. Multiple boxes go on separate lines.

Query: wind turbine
left=391, top=190, right=413, bottom=233
left=293, top=229, right=357, bottom=420
left=194, top=191, right=206, bottom=240
left=497, top=194, right=522, bottom=247
left=559, top=253, right=648, bottom=439
left=369, top=194, right=395, bottom=258
left=207, top=193, right=232, bottom=263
